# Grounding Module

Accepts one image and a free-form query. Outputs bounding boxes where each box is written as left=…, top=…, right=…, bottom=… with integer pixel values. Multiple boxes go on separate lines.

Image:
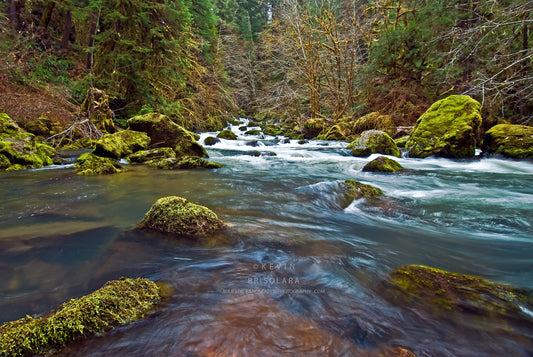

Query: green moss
left=149, top=156, right=224, bottom=170
left=24, top=117, right=63, bottom=137
left=482, top=124, right=533, bottom=159
left=394, top=136, right=409, bottom=148
left=216, top=129, right=237, bottom=140
left=138, top=196, right=226, bottom=236
left=127, top=147, right=176, bottom=164
left=316, top=125, right=347, bottom=141
left=362, top=156, right=403, bottom=173
left=244, top=129, right=261, bottom=136
left=302, top=118, right=327, bottom=139
left=0, top=277, right=161, bottom=357
left=375, top=265, right=533, bottom=322
left=348, top=130, right=400, bottom=157
left=93, top=130, right=151, bottom=159
left=406, top=95, right=482, bottom=158
left=261, top=124, right=283, bottom=137
left=352, top=112, right=396, bottom=137
left=127, top=113, right=207, bottom=158
left=74, top=152, right=123, bottom=175
left=0, top=154, right=10, bottom=169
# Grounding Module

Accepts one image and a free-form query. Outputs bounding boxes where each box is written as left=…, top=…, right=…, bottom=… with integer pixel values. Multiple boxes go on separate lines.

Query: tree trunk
left=61, top=10, right=73, bottom=50
left=39, top=1, right=56, bottom=32
left=519, top=20, right=529, bottom=118
left=87, top=12, right=98, bottom=70
left=8, top=0, right=18, bottom=29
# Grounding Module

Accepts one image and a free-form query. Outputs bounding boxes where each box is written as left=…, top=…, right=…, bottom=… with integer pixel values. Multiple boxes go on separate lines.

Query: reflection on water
left=1, top=124, right=533, bottom=355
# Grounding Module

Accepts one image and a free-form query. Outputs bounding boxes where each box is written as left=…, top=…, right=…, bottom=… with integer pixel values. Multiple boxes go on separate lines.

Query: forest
left=0, top=0, right=531, bottom=132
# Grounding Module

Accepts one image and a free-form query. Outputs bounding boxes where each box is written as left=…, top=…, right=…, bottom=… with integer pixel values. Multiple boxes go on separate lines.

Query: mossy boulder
left=204, top=136, right=220, bottom=146
left=352, top=112, right=396, bottom=137
left=149, top=156, right=225, bottom=170
left=316, top=124, right=347, bottom=141
left=127, top=147, right=176, bottom=164
left=406, top=95, right=482, bottom=158
left=80, top=87, right=116, bottom=133
left=375, top=265, right=533, bottom=323
left=127, top=113, right=207, bottom=158
left=363, top=156, right=403, bottom=173
left=74, top=152, right=123, bottom=175
left=261, top=124, right=284, bottom=136
left=23, top=116, right=63, bottom=137
left=93, top=129, right=151, bottom=159
left=482, top=124, right=533, bottom=159
left=302, top=118, right=327, bottom=139
left=138, top=196, right=226, bottom=236
left=348, top=130, right=400, bottom=157
left=216, top=129, right=237, bottom=140
left=0, top=113, right=56, bottom=170
left=0, top=277, right=161, bottom=356
left=244, top=129, right=261, bottom=136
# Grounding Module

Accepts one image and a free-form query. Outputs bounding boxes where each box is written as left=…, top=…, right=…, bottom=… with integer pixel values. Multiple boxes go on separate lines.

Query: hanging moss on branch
left=0, top=278, right=162, bottom=357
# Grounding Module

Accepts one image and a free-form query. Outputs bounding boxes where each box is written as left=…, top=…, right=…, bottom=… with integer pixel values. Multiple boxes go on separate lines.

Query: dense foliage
left=0, top=0, right=531, bottom=129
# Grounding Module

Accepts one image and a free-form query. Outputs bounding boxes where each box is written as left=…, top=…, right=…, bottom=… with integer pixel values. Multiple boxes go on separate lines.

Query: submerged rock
left=362, top=156, right=403, bottom=173
left=0, top=113, right=56, bottom=171
left=375, top=265, right=533, bottom=323
left=127, top=147, right=176, bottom=164
left=217, top=129, right=237, bottom=140
left=342, top=179, right=383, bottom=201
left=150, top=156, right=225, bottom=170
left=482, top=124, right=533, bottom=159
left=0, top=277, right=161, bottom=356
left=127, top=113, right=207, bottom=158
left=348, top=130, right=400, bottom=157
left=74, top=152, right=123, bottom=175
left=138, top=196, right=226, bottom=236
left=93, top=129, right=151, bottom=159
left=406, top=95, right=482, bottom=158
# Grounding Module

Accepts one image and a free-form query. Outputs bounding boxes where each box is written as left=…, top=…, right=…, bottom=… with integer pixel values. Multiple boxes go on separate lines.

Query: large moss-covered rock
left=316, top=124, right=348, bottom=141
left=204, top=136, right=220, bottom=146
left=302, top=118, right=327, bottom=139
left=352, top=112, right=396, bottom=137
left=138, top=196, right=226, bottom=236
left=74, top=152, right=123, bottom=175
left=217, top=129, right=237, bottom=140
left=23, top=116, right=63, bottom=137
left=406, top=95, right=482, bottom=158
left=127, top=147, right=176, bottom=164
left=80, top=88, right=116, bottom=133
left=93, top=129, right=151, bottom=159
left=0, top=113, right=56, bottom=171
left=375, top=265, right=533, bottom=323
left=127, top=113, right=207, bottom=158
left=0, top=278, right=161, bottom=356
left=362, top=156, right=403, bottom=173
left=348, top=130, right=400, bottom=157
left=482, top=124, right=533, bottom=159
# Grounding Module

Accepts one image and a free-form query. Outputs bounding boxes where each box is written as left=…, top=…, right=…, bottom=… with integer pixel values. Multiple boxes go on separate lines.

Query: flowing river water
left=1, top=120, right=533, bottom=356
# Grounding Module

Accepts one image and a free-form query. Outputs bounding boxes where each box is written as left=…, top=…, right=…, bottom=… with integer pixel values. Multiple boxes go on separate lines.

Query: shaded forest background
left=0, top=0, right=531, bottom=132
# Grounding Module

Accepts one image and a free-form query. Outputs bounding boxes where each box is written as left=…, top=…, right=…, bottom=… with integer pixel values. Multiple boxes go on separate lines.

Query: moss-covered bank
left=74, top=152, right=123, bottom=175
left=0, top=278, right=161, bottom=356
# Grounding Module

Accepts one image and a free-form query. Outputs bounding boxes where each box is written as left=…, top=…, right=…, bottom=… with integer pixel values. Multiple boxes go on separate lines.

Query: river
left=1, top=120, right=532, bottom=356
